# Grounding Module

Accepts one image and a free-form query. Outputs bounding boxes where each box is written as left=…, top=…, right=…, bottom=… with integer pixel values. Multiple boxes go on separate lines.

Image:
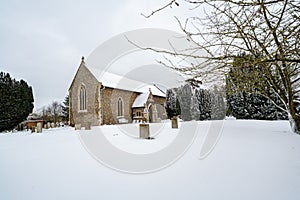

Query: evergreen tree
left=226, top=55, right=288, bottom=120
left=0, top=72, right=34, bottom=131
left=177, top=84, right=193, bottom=121
left=195, top=88, right=211, bottom=120
left=61, top=94, right=69, bottom=122
left=168, top=84, right=225, bottom=121
left=210, top=86, right=226, bottom=120
left=165, top=88, right=181, bottom=118
left=190, top=93, right=200, bottom=120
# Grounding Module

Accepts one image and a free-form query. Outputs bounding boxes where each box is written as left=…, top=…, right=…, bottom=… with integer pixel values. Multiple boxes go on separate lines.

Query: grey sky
left=0, top=0, right=196, bottom=110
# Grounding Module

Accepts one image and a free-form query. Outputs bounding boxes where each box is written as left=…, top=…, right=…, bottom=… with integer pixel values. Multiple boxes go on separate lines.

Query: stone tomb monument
left=171, top=116, right=178, bottom=129
left=36, top=122, right=42, bottom=133
left=139, top=123, right=150, bottom=139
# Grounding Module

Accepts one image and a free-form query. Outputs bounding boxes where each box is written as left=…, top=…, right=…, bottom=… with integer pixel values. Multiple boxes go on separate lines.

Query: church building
left=69, top=57, right=167, bottom=128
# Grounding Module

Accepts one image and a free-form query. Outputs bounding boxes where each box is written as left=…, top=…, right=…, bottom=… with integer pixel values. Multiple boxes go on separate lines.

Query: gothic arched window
left=117, top=98, right=123, bottom=116
left=79, top=85, right=86, bottom=110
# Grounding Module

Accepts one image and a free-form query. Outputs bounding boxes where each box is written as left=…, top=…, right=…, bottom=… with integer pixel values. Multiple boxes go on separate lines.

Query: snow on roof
left=87, top=65, right=165, bottom=97
left=132, top=92, right=150, bottom=108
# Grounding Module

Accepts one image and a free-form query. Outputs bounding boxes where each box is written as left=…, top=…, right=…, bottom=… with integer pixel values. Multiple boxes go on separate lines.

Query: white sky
left=0, top=0, right=202, bottom=110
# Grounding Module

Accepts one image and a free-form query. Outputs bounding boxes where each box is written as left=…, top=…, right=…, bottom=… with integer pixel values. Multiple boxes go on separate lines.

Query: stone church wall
left=102, top=87, right=139, bottom=125
left=153, top=96, right=167, bottom=120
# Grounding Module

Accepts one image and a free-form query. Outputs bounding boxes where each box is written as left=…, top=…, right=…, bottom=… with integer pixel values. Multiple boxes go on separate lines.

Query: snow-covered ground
left=0, top=120, right=300, bottom=200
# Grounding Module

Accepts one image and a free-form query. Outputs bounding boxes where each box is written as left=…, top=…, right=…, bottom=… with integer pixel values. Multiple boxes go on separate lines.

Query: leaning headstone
left=47, top=122, right=51, bottom=129
left=51, top=122, right=55, bottom=128
left=37, top=122, right=42, bottom=133
left=139, top=123, right=150, bottom=139
left=75, top=124, right=81, bottom=130
left=31, top=126, right=36, bottom=133
left=171, top=116, right=178, bottom=129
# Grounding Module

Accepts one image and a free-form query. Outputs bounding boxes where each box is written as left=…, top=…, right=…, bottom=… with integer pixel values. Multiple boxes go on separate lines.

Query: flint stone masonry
left=102, top=87, right=138, bottom=125
left=69, top=63, right=101, bottom=127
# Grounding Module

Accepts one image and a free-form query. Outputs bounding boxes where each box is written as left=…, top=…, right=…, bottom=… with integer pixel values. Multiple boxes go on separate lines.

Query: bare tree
left=51, top=101, right=62, bottom=123
left=143, top=0, right=300, bottom=133
left=39, top=101, right=63, bottom=123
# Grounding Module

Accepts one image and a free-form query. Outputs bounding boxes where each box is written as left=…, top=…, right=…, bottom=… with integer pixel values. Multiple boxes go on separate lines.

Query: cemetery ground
left=0, top=119, right=300, bottom=200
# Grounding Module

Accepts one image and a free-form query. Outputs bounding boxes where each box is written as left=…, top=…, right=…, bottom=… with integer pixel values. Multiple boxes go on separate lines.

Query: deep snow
left=0, top=120, right=300, bottom=200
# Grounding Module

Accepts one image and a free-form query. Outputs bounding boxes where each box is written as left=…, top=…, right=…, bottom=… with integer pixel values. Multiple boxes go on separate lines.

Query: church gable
left=69, top=58, right=101, bottom=127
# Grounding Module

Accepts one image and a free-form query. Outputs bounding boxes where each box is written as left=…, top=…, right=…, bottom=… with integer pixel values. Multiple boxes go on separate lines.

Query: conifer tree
left=0, top=72, right=34, bottom=131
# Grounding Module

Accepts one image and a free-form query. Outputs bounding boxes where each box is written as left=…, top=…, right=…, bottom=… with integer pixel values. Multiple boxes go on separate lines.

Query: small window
left=117, top=98, right=123, bottom=116
left=79, top=85, right=86, bottom=110
left=136, top=111, right=141, bottom=116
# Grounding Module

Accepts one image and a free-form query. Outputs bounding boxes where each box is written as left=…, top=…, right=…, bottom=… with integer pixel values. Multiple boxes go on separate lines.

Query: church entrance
left=148, top=105, right=153, bottom=123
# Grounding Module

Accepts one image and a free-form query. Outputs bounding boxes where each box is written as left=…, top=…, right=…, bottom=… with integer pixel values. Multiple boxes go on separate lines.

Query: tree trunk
left=289, top=113, right=300, bottom=134
left=293, top=115, right=300, bottom=134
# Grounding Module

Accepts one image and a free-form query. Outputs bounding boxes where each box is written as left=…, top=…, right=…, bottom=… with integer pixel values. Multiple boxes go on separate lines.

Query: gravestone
left=75, top=124, right=81, bottom=130
left=157, top=118, right=162, bottom=123
left=31, top=126, right=36, bottom=133
left=85, top=122, right=91, bottom=130
left=37, top=122, right=42, bottom=133
left=171, top=116, right=178, bottom=129
left=51, top=122, right=55, bottom=128
left=44, top=124, right=47, bottom=129
left=47, top=122, right=51, bottom=129
left=139, top=123, right=150, bottom=139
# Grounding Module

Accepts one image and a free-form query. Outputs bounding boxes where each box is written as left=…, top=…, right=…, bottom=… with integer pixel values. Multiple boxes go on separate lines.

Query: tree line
left=165, top=84, right=226, bottom=121
left=165, top=58, right=293, bottom=121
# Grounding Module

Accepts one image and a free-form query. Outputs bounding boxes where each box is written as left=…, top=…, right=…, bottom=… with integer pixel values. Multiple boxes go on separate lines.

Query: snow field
left=0, top=120, right=299, bottom=200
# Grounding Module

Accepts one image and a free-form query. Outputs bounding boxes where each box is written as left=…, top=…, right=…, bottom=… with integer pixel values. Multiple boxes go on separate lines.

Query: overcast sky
left=0, top=0, right=200, bottom=110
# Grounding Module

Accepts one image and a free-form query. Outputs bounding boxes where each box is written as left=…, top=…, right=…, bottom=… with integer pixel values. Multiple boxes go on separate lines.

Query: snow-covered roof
left=132, top=92, right=150, bottom=108
left=87, top=65, right=165, bottom=97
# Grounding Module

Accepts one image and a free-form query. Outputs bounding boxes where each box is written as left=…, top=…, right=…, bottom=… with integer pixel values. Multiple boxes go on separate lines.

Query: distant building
left=26, top=114, right=44, bottom=129
left=69, top=57, right=167, bottom=127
